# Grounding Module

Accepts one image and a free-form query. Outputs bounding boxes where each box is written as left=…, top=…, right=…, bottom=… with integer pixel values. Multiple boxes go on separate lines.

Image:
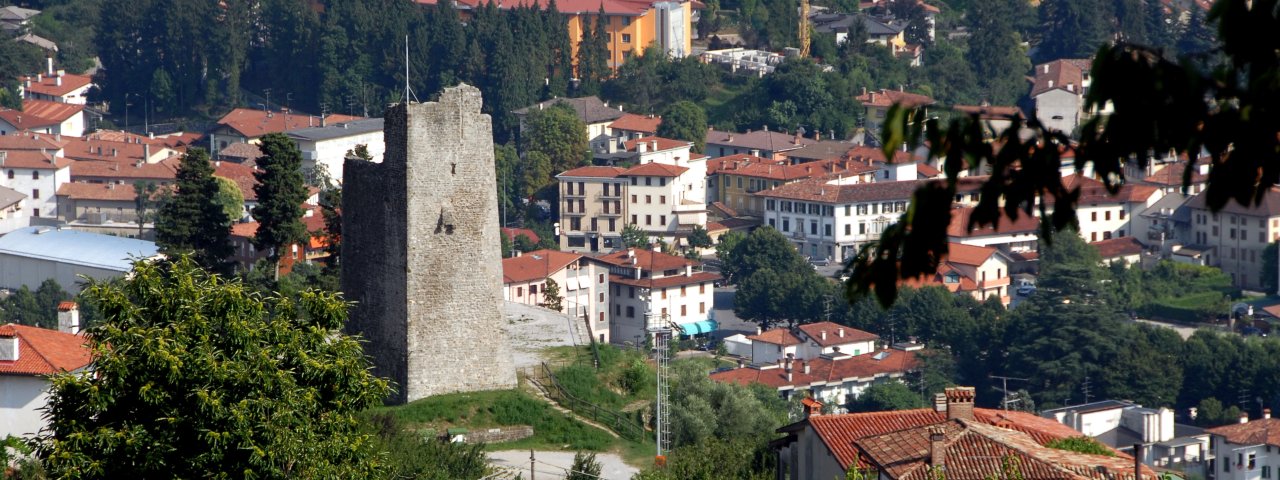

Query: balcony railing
left=596, top=192, right=622, bottom=201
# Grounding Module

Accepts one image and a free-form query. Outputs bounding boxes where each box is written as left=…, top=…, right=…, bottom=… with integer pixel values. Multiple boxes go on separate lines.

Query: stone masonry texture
left=342, top=84, right=517, bottom=404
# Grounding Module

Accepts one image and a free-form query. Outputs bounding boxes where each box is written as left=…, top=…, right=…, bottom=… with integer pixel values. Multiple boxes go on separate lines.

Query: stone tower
left=342, top=85, right=516, bottom=404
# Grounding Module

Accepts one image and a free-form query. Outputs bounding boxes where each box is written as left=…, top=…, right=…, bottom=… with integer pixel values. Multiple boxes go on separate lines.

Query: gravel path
left=502, top=301, right=582, bottom=369
left=488, top=450, right=640, bottom=480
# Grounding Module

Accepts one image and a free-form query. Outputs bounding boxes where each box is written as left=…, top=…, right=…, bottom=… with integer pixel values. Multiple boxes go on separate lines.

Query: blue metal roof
left=0, top=226, right=159, bottom=271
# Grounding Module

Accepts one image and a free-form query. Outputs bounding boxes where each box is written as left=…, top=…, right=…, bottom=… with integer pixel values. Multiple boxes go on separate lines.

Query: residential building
left=501, top=227, right=542, bottom=246
left=1092, top=237, right=1145, bottom=265
left=1185, top=188, right=1280, bottom=290
left=1204, top=412, right=1280, bottom=480
left=1043, top=399, right=1211, bottom=473
left=699, top=48, right=836, bottom=76
left=1030, top=59, right=1111, bottom=135
left=0, top=226, right=159, bottom=293
left=62, top=132, right=182, bottom=165
left=1044, top=175, right=1164, bottom=244
left=755, top=177, right=984, bottom=262
left=0, top=5, right=40, bottom=35
left=705, top=129, right=818, bottom=159
left=501, top=249, right=613, bottom=343
left=621, top=158, right=708, bottom=246
left=597, top=247, right=720, bottom=345
left=607, top=113, right=661, bottom=142
left=1141, top=162, right=1209, bottom=196
left=856, top=88, right=935, bottom=138
left=902, top=242, right=1013, bottom=304
left=0, top=99, right=85, bottom=137
left=1135, top=193, right=1193, bottom=255
left=740, top=321, right=880, bottom=365
left=0, top=186, right=25, bottom=233
left=228, top=205, right=328, bottom=275
left=706, top=154, right=876, bottom=218
left=513, top=96, right=627, bottom=151
left=946, top=206, right=1039, bottom=253
left=0, top=149, right=71, bottom=220
left=69, top=157, right=180, bottom=186
left=557, top=165, right=628, bottom=253
left=286, top=117, right=385, bottom=184
left=0, top=319, right=92, bottom=439
left=952, top=104, right=1025, bottom=138
left=208, top=108, right=362, bottom=156
left=774, top=387, right=1157, bottom=480
left=709, top=341, right=921, bottom=406
left=55, top=182, right=154, bottom=238
left=18, top=60, right=93, bottom=105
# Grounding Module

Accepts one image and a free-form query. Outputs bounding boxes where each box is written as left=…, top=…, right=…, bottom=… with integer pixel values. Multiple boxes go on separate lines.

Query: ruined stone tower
left=342, top=84, right=516, bottom=404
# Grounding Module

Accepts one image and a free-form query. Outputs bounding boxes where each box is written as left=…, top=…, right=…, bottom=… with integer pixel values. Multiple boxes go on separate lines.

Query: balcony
left=561, top=209, right=586, bottom=217
left=598, top=210, right=623, bottom=217
left=563, top=191, right=587, bottom=199
left=596, top=192, right=622, bottom=201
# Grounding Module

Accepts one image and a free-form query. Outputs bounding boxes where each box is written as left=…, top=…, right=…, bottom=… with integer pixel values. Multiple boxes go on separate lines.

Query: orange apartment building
left=413, top=0, right=695, bottom=69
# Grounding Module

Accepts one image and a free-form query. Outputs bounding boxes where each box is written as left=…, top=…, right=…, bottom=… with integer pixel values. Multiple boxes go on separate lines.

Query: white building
left=501, top=249, right=613, bottom=343
left=710, top=341, right=922, bottom=406
left=1043, top=400, right=1210, bottom=472
left=1, top=310, right=91, bottom=439
left=0, top=186, right=26, bottom=234
left=0, top=149, right=71, bottom=220
left=743, top=321, right=879, bottom=365
left=0, top=99, right=85, bottom=137
left=286, top=118, right=384, bottom=184
left=0, top=226, right=160, bottom=293
left=1045, top=175, right=1164, bottom=243
left=512, top=96, right=626, bottom=152
left=597, top=247, right=719, bottom=345
left=1204, top=412, right=1280, bottom=480
left=1030, top=59, right=1113, bottom=135
left=18, top=60, right=94, bottom=105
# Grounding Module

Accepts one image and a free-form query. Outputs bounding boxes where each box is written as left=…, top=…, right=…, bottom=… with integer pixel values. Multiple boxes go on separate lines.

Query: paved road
left=502, top=301, right=581, bottom=369
left=488, top=450, right=639, bottom=479
left=711, top=286, right=759, bottom=340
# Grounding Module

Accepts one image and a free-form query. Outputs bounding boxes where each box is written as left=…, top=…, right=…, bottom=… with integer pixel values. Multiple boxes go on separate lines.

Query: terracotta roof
left=56, top=182, right=143, bottom=202
left=512, top=96, right=628, bottom=123
left=501, top=227, right=541, bottom=244
left=793, top=407, right=1089, bottom=470
left=796, top=321, right=878, bottom=346
left=0, top=324, right=92, bottom=376
left=70, top=157, right=180, bottom=181
left=62, top=134, right=181, bottom=163
left=610, top=271, right=721, bottom=289
left=20, top=72, right=93, bottom=98
left=1091, top=237, right=1144, bottom=259
left=709, top=201, right=739, bottom=218
left=707, top=154, right=869, bottom=181
left=947, top=206, right=1040, bottom=238
left=1184, top=187, right=1280, bottom=217
left=56, top=301, right=77, bottom=312
left=622, top=136, right=692, bottom=153
left=415, top=0, right=661, bottom=15
left=755, top=176, right=987, bottom=204
left=857, top=420, right=1159, bottom=480
left=953, top=104, right=1025, bottom=120
left=0, top=149, right=69, bottom=169
left=218, top=142, right=264, bottom=162
left=778, top=140, right=867, bottom=162
left=747, top=328, right=804, bottom=346
left=0, top=131, right=65, bottom=150
left=502, top=250, right=583, bottom=284
left=706, top=129, right=817, bottom=152
left=557, top=165, right=628, bottom=178
left=608, top=113, right=662, bottom=133
left=1142, top=162, right=1208, bottom=186
left=597, top=247, right=700, bottom=272
left=215, top=108, right=362, bottom=138
left=230, top=205, right=326, bottom=240
left=1030, top=59, right=1092, bottom=97
left=20, top=99, right=84, bottom=123
left=213, top=160, right=260, bottom=201
left=1206, top=418, right=1280, bottom=447
left=710, top=348, right=919, bottom=390
left=857, top=89, right=936, bottom=108
left=1043, top=175, right=1160, bottom=207
left=945, top=243, right=998, bottom=266
left=620, top=161, right=688, bottom=177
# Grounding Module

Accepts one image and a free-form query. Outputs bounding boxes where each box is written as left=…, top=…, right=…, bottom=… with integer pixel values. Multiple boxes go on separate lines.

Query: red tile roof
left=597, top=247, right=699, bottom=272
left=213, top=160, right=261, bottom=201
left=502, top=249, right=583, bottom=283
left=945, top=243, right=998, bottom=266
left=70, top=157, right=181, bottom=182
left=1031, top=59, right=1092, bottom=97
left=0, top=149, right=69, bottom=169
left=215, top=108, right=362, bottom=138
left=1184, top=187, right=1280, bottom=217
left=0, top=324, right=92, bottom=376
left=622, top=136, right=692, bottom=153
left=56, top=182, right=144, bottom=202
left=707, top=154, right=870, bottom=181
left=947, top=206, right=1040, bottom=238
left=706, top=129, right=817, bottom=152
left=1207, top=418, right=1280, bottom=447
left=796, top=321, right=878, bottom=346
left=414, top=0, right=662, bottom=16
left=20, top=72, right=93, bottom=98
left=1091, top=237, right=1144, bottom=259
left=558, top=165, right=628, bottom=178
left=20, top=99, right=85, bottom=123
left=501, top=227, right=541, bottom=244
left=620, top=161, right=688, bottom=177
left=1045, top=174, right=1160, bottom=206
left=0, top=131, right=65, bottom=151
left=610, top=271, right=721, bottom=289
left=609, top=113, right=662, bottom=134
left=1142, top=162, right=1208, bottom=187
left=953, top=104, right=1025, bottom=120
left=62, top=134, right=181, bottom=163
left=755, top=176, right=987, bottom=204
left=795, top=407, right=1089, bottom=470
left=711, top=348, right=918, bottom=390
left=747, top=328, right=804, bottom=346
left=857, top=89, right=936, bottom=108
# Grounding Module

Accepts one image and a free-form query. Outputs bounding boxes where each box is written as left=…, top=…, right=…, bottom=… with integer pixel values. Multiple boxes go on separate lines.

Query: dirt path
left=488, top=450, right=639, bottom=479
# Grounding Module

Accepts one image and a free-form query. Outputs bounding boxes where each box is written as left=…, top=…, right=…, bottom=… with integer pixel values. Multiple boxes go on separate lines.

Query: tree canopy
left=252, top=133, right=311, bottom=263
left=35, top=257, right=390, bottom=478
left=155, top=148, right=234, bottom=273
left=658, top=101, right=709, bottom=153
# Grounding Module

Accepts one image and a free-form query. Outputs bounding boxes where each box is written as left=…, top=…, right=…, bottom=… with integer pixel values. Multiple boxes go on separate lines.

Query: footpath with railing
left=531, top=361, right=647, bottom=442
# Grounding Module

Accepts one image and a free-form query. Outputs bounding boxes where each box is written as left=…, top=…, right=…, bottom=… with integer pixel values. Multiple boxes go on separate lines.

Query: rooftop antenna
left=404, top=35, right=419, bottom=104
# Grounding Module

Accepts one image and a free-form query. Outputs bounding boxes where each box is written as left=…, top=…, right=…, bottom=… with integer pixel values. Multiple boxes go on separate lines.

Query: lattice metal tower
left=647, top=311, right=673, bottom=460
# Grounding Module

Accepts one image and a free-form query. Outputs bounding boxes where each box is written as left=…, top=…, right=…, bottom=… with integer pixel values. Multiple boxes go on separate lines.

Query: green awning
left=678, top=319, right=718, bottom=336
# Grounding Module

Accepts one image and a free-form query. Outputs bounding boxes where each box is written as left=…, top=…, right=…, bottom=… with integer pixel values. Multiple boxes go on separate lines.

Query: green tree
left=133, top=181, right=163, bottom=239
left=155, top=148, right=234, bottom=273
left=495, top=144, right=522, bottom=223
left=1263, top=242, right=1278, bottom=295
left=213, top=176, right=245, bottom=224
left=0, top=279, right=72, bottom=329
left=621, top=223, right=652, bottom=249
left=542, top=277, right=564, bottom=311
left=687, top=224, right=713, bottom=250
left=735, top=268, right=829, bottom=328
left=252, top=133, right=309, bottom=265
left=1038, top=0, right=1114, bottom=61
left=522, top=150, right=554, bottom=199
left=850, top=381, right=926, bottom=412
left=149, top=68, right=176, bottom=114
left=1045, top=436, right=1115, bottom=456
left=567, top=452, right=603, bottom=480
left=522, top=103, right=590, bottom=173
left=35, top=257, right=390, bottom=478
left=514, top=234, right=539, bottom=253
left=722, top=227, right=812, bottom=282
left=658, top=101, right=709, bottom=153
left=966, top=0, right=1032, bottom=104
left=630, top=436, right=775, bottom=480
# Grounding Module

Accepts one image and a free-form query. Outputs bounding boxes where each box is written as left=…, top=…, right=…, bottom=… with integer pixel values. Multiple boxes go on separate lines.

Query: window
left=680, top=305, right=687, bottom=316
left=825, top=224, right=832, bottom=237
left=629, top=287, right=635, bottom=298
left=661, top=288, right=667, bottom=299
left=626, top=306, right=635, bottom=317
left=599, top=292, right=605, bottom=302
left=631, top=195, right=637, bottom=203
left=661, top=307, right=667, bottom=317
left=1264, top=466, right=1272, bottom=479
left=767, top=199, right=776, bottom=211
left=1230, top=228, right=1236, bottom=239
left=681, top=285, right=687, bottom=296
left=1092, top=212, right=1098, bottom=221
left=31, top=189, right=38, bottom=199
left=1119, top=210, right=1126, bottom=220
left=810, top=222, right=818, bottom=235
left=622, top=16, right=631, bottom=26
left=769, top=218, right=775, bottom=228
left=659, top=215, right=666, bottom=225
left=570, top=218, right=581, bottom=231
left=645, top=215, right=652, bottom=225
left=1105, top=211, right=1111, bottom=221
left=517, top=287, right=524, bottom=297
left=699, top=283, right=706, bottom=294
left=699, top=302, right=706, bottom=313
left=646, top=195, right=652, bottom=204
left=630, top=177, right=637, bottom=185
left=737, top=177, right=743, bottom=188
left=599, top=274, right=605, bottom=283
left=660, top=178, right=666, bottom=187
left=845, top=224, right=851, bottom=235
left=530, top=284, right=538, bottom=295
left=859, top=223, right=866, bottom=234
left=1091, top=232, right=1098, bottom=242
left=622, top=33, right=631, bottom=43
left=857, top=205, right=868, bottom=215
left=615, top=304, right=621, bottom=315
left=660, top=195, right=666, bottom=204
left=782, top=219, right=790, bottom=232
left=32, top=171, right=38, bottom=180
left=645, top=177, right=652, bottom=186
left=579, top=200, right=585, bottom=212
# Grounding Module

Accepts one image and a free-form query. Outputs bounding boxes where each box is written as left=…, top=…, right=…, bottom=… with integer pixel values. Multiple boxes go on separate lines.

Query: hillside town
left=0, top=0, right=1276, bottom=478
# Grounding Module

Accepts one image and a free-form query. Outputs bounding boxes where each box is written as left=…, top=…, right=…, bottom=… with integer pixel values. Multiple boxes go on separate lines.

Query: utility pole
left=1081, top=376, right=1092, bottom=404
left=530, top=449, right=535, bottom=480
left=989, top=375, right=1028, bottom=410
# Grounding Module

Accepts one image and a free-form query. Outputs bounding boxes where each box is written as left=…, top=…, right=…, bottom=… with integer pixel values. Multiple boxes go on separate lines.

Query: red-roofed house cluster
left=1, top=303, right=92, bottom=439
left=501, top=249, right=614, bottom=342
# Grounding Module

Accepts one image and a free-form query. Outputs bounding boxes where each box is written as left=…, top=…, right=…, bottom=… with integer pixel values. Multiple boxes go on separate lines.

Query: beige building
left=501, top=249, right=613, bottom=343
left=557, top=166, right=629, bottom=253
left=1185, top=188, right=1280, bottom=290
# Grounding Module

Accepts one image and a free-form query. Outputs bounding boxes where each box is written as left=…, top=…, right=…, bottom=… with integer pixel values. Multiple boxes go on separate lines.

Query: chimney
left=1067, top=83, right=1075, bottom=92
left=0, top=331, right=16, bottom=361
left=756, top=326, right=763, bottom=335
left=1133, top=444, right=1143, bottom=480
left=143, top=144, right=150, bottom=161
left=933, top=393, right=947, bottom=412
left=804, top=396, right=823, bottom=418
left=944, top=387, right=975, bottom=420
left=1266, top=409, right=1272, bottom=420
left=651, top=243, right=661, bottom=253
left=36, top=73, right=42, bottom=82
left=1048, top=80, right=1055, bottom=88
left=637, top=141, right=647, bottom=153
left=803, top=361, right=810, bottom=374
left=838, top=328, right=845, bottom=337
left=57, top=302, right=79, bottom=335
left=1241, top=413, right=1251, bottom=424
left=929, top=427, right=946, bottom=469
left=821, top=330, right=827, bottom=340
left=111, top=148, right=117, bottom=157
left=1043, top=64, right=1050, bottom=73
left=627, top=248, right=635, bottom=258
left=650, top=140, right=658, bottom=152
left=47, top=56, right=53, bottom=76
left=55, top=76, right=62, bottom=87
left=514, top=250, right=522, bottom=257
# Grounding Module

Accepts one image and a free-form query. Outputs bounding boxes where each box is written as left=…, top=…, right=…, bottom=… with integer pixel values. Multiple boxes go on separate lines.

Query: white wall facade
left=0, top=375, right=52, bottom=438
left=294, top=130, right=385, bottom=184
left=1, top=165, right=68, bottom=220
left=1035, top=89, right=1083, bottom=134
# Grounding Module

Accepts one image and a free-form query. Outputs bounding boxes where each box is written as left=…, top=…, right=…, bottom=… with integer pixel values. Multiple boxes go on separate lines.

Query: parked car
left=1016, top=285, right=1037, bottom=296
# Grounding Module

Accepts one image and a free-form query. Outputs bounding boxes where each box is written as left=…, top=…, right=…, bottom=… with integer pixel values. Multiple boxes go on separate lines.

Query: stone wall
left=454, top=425, right=535, bottom=444
left=342, top=84, right=516, bottom=404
